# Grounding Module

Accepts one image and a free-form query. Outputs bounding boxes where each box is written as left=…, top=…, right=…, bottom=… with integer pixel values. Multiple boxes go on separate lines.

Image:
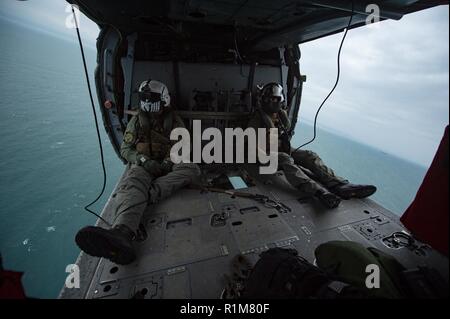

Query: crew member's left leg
left=291, top=149, right=376, bottom=199
left=147, top=163, right=201, bottom=204
left=290, top=149, right=348, bottom=188
left=75, top=164, right=153, bottom=265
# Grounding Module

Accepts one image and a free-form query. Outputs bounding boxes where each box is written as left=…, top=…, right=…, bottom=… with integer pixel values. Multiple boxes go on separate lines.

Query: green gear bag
left=314, top=241, right=407, bottom=298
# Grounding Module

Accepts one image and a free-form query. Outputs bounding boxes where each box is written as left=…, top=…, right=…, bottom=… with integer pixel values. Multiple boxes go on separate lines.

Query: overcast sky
left=300, top=5, right=449, bottom=167
left=0, top=0, right=448, bottom=167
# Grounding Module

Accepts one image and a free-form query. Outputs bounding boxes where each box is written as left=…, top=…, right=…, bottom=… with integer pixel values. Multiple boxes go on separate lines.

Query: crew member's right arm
left=120, top=115, right=163, bottom=176
left=120, top=115, right=142, bottom=164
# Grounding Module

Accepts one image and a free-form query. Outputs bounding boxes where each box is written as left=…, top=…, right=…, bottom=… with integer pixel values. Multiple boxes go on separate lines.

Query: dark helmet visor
left=139, top=91, right=161, bottom=102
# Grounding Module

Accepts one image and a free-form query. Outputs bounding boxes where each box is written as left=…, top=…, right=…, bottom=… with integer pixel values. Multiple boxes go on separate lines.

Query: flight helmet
left=138, top=79, right=171, bottom=113
left=261, top=82, right=285, bottom=114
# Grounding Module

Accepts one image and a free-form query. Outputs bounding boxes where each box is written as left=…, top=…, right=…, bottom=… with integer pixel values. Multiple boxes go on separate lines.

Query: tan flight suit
left=111, top=109, right=200, bottom=232
left=247, top=109, right=347, bottom=195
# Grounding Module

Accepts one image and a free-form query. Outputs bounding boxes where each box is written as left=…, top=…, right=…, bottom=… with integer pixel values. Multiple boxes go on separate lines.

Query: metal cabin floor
left=60, top=165, right=449, bottom=299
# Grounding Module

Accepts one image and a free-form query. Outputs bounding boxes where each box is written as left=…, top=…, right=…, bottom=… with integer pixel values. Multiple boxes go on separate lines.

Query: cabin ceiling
left=68, top=0, right=447, bottom=51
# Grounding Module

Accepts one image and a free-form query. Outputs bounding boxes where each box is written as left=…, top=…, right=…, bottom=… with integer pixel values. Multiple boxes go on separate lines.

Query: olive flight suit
left=247, top=109, right=348, bottom=195
left=112, top=109, right=200, bottom=233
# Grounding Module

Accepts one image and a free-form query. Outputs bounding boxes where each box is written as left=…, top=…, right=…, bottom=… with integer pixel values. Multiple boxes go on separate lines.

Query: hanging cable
left=234, top=27, right=245, bottom=64
left=293, top=1, right=354, bottom=152
left=71, top=6, right=111, bottom=227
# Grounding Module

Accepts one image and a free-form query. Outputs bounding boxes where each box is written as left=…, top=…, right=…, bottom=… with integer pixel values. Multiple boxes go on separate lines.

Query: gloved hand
left=138, top=155, right=163, bottom=177
left=160, top=159, right=174, bottom=174
left=144, top=160, right=163, bottom=177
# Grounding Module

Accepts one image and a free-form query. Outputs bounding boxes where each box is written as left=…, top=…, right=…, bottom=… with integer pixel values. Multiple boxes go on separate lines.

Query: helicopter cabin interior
left=59, top=0, right=449, bottom=299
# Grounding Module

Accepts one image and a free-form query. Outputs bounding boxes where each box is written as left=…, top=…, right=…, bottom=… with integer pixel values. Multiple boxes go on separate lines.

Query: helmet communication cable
left=71, top=6, right=111, bottom=227
left=293, top=0, right=354, bottom=152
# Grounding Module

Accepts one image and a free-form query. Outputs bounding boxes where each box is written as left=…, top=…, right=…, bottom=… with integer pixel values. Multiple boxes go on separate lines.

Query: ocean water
left=0, top=18, right=123, bottom=298
left=291, top=126, right=427, bottom=215
left=0, top=18, right=427, bottom=298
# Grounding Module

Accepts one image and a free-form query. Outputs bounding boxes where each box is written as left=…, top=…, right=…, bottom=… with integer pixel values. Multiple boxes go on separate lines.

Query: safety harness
left=136, top=110, right=183, bottom=160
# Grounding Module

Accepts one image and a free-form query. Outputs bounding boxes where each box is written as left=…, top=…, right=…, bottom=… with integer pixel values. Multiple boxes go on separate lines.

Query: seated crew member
left=75, top=80, right=200, bottom=265
left=247, top=82, right=376, bottom=209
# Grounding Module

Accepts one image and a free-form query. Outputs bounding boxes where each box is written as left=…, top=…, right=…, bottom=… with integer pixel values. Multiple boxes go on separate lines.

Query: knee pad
left=278, top=152, right=295, bottom=165
left=305, top=150, right=318, bottom=158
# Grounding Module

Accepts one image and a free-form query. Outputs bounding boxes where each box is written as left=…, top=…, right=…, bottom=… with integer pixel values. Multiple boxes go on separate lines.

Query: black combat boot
left=315, top=190, right=341, bottom=209
left=330, top=183, right=377, bottom=200
left=75, top=224, right=136, bottom=265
